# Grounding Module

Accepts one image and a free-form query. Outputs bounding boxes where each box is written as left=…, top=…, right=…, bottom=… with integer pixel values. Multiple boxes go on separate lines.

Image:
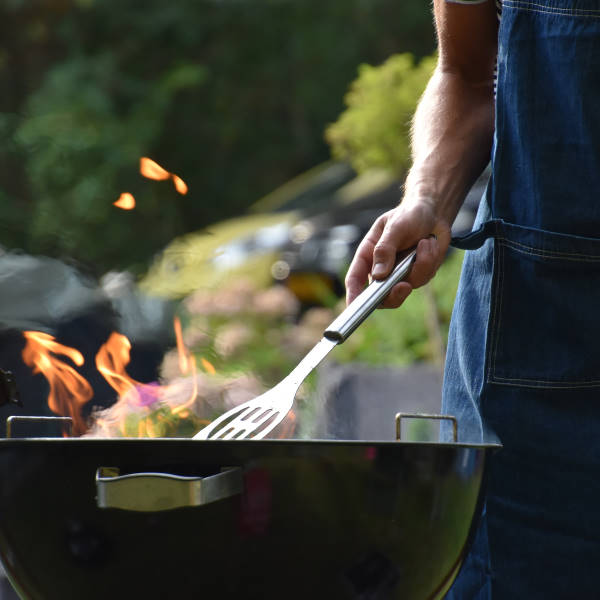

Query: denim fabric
left=442, top=199, right=496, bottom=446
left=446, top=385, right=600, bottom=598
left=442, top=1, right=600, bottom=597
left=494, top=0, right=600, bottom=236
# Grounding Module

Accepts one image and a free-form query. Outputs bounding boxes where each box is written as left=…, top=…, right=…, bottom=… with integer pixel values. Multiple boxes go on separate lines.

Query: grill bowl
left=0, top=437, right=498, bottom=600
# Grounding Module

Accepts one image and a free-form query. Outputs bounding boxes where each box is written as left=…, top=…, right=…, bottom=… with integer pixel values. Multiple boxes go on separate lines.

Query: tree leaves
left=0, top=0, right=435, bottom=274
left=326, top=53, right=437, bottom=177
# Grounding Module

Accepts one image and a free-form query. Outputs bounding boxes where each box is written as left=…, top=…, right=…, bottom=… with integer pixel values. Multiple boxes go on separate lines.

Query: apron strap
left=451, top=219, right=503, bottom=250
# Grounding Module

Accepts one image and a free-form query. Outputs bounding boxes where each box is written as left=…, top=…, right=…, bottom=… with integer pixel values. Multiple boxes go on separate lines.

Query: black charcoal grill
left=0, top=414, right=499, bottom=600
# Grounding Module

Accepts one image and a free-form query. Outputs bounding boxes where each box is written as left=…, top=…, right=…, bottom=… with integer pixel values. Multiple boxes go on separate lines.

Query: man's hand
left=344, top=198, right=452, bottom=307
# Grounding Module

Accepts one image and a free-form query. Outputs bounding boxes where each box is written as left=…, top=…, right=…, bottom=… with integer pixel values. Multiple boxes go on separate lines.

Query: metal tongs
left=194, top=248, right=417, bottom=441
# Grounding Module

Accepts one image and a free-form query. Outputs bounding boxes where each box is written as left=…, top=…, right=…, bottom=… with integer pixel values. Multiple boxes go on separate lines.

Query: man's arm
left=345, top=0, right=498, bottom=307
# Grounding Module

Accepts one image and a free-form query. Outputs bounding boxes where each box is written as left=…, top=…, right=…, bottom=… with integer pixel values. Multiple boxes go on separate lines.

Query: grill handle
left=324, top=248, right=416, bottom=343
left=95, top=466, right=243, bottom=512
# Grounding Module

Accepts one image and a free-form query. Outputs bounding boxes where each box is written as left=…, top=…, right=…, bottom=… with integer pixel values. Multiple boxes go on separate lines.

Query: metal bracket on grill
left=395, top=413, right=458, bottom=443
left=6, top=415, right=73, bottom=438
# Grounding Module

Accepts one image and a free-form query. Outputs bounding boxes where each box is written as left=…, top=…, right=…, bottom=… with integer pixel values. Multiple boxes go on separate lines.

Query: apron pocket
left=485, top=222, right=600, bottom=389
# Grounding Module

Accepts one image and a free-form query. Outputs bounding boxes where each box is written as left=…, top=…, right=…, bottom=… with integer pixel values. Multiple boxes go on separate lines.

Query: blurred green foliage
left=326, top=52, right=437, bottom=175
left=0, top=0, right=435, bottom=274
left=176, top=249, right=464, bottom=384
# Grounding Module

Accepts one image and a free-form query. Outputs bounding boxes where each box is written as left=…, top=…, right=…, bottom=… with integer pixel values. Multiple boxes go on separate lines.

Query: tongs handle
left=324, top=248, right=417, bottom=343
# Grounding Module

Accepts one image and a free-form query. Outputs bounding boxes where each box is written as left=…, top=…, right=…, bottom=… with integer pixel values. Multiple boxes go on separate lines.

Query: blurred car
left=139, top=161, right=358, bottom=299
left=140, top=160, right=487, bottom=305
left=271, top=168, right=402, bottom=305
left=271, top=166, right=489, bottom=307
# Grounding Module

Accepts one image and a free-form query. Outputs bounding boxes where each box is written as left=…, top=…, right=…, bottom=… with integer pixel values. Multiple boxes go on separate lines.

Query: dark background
left=0, top=0, right=435, bottom=274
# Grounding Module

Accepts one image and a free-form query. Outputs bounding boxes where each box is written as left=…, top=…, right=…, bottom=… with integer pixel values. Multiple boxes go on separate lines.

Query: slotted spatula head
left=193, top=382, right=292, bottom=440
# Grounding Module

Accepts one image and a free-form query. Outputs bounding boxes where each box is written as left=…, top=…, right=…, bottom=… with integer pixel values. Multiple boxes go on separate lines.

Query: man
left=345, top=0, right=600, bottom=597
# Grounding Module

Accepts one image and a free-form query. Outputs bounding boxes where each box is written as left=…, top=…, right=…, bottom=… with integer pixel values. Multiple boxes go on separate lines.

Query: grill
left=0, top=414, right=498, bottom=600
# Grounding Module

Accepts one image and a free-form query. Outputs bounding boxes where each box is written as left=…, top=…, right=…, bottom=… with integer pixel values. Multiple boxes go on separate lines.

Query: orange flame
left=21, top=317, right=202, bottom=437
left=21, top=318, right=245, bottom=439
left=173, top=317, right=190, bottom=374
left=22, top=331, right=93, bottom=436
left=139, top=157, right=170, bottom=181
left=95, top=332, right=152, bottom=406
left=94, top=319, right=198, bottom=421
left=140, top=157, right=188, bottom=195
left=113, top=192, right=136, bottom=210
left=200, top=357, right=216, bottom=375
left=171, top=174, right=188, bottom=195
left=169, top=316, right=198, bottom=415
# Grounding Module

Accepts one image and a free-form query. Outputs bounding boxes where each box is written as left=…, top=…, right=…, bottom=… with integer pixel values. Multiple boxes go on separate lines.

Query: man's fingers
left=406, top=229, right=450, bottom=288
left=377, top=238, right=439, bottom=309
left=380, top=281, right=413, bottom=309
left=371, top=239, right=399, bottom=279
left=370, top=207, right=435, bottom=281
left=344, top=205, right=452, bottom=306
left=345, top=216, right=387, bottom=304
left=371, top=216, right=411, bottom=279
left=345, top=253, right=371, bottom=305
left=406, top=236, right=439, bottom=288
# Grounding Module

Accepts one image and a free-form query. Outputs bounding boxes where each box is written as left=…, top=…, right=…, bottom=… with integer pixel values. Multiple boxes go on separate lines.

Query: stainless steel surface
left=324, top=248, right=416, bottom=342
left=395, top=413, right=458, bottom=443
left=194, top=249, right=416, bottom=441
left=96, top=466, right=243, bottom=511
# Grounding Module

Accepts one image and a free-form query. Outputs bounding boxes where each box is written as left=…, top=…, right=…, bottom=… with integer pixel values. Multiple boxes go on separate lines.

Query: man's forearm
left=344, top=1, right=498, bottom=305
left=403, top=66, right=495, bottom=228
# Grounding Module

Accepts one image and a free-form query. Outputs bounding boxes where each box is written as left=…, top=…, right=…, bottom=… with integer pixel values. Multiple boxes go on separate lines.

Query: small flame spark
left=139, top=157, right=171, bottom=181
left=140, top=157, right=188, bottom=195
left=112, top=158, right=188, bottom=212
left=171, top=174, right=189, bottom=195
left=113, top=192, right=136, bottom=210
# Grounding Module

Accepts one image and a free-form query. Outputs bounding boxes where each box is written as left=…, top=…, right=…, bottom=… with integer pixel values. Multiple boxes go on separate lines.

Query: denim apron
left=442, top=1, right=600, bottom=598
